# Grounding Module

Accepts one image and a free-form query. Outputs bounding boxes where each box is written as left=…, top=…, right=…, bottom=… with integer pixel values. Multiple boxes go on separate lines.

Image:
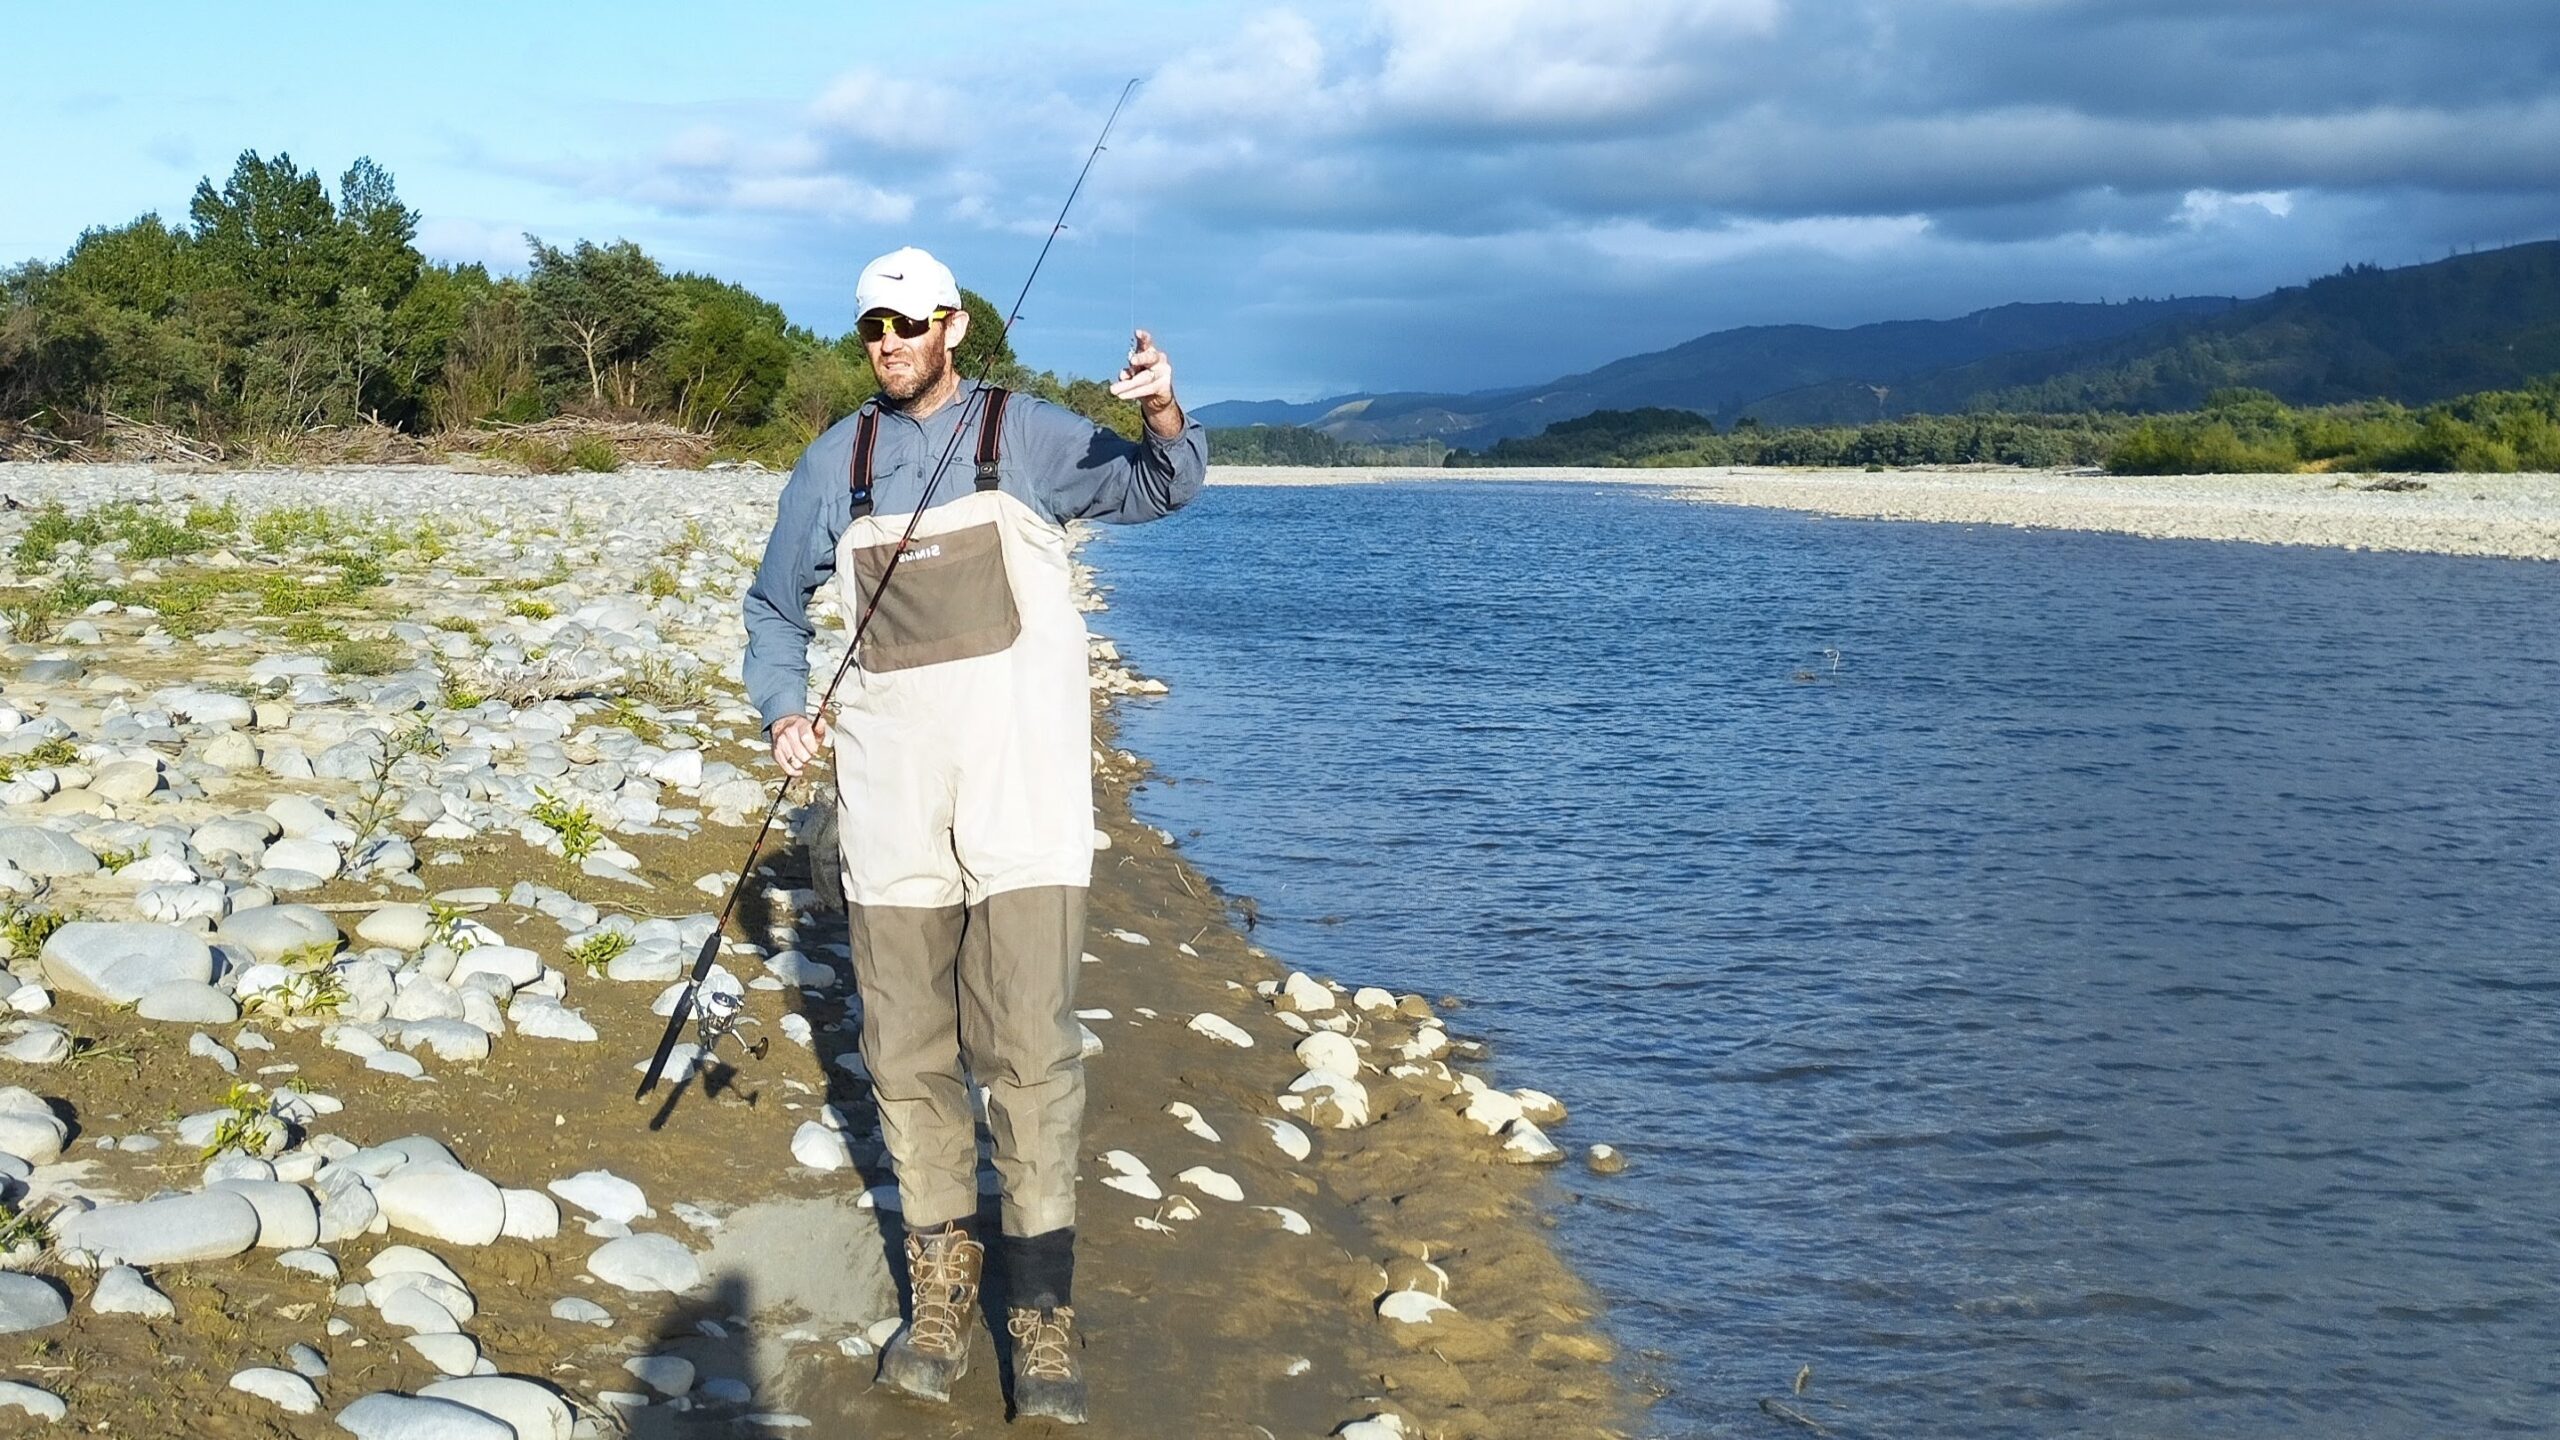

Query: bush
left=567, top=435, right=620, bottom=472
left=324, top=637, right=406, bottom=675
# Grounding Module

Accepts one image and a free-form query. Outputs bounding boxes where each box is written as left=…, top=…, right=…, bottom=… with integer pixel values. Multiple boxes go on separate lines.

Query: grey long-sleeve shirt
left=742, top=381, right=1206, bottom=731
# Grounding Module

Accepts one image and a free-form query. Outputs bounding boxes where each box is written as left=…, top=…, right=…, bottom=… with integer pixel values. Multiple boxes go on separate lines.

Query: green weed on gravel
left=565, top=930, right=633, bottom=975
left=325, top=638, right=406, bottom=676
left=530, top=787, right=605, bottom=863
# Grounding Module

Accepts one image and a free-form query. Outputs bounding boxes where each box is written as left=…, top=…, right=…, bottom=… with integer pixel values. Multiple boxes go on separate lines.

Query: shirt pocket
left=850, top=521, right=1022, bottom=672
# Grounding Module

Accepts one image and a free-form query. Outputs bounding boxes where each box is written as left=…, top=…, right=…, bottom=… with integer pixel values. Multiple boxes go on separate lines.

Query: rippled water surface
left=1084, top=481, right=2560, bottom=1438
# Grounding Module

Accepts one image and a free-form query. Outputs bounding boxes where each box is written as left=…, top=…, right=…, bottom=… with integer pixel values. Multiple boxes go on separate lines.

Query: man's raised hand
left=1111, top=328, right=1185, bottom=437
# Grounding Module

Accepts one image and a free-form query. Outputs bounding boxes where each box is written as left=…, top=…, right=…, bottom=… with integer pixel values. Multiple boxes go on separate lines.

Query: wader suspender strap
left=847, top=405, right=881, bottom=520
left=848, top=387, right=1007, bottom=517
left=975, top=387, right=1010, bottom=491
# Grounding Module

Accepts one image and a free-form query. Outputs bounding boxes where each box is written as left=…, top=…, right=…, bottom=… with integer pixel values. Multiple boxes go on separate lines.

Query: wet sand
left=1212, top=465, right=2560, bottom=561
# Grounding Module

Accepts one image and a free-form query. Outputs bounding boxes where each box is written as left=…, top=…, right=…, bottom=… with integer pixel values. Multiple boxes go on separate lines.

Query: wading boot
left=1006, top=1305, right=1087, bottom=1424
left=881, top=1225, right=985, bottom=1402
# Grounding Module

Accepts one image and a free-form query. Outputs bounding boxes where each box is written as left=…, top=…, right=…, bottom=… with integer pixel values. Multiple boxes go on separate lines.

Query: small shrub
left=565, top=930, right=633, bottom=975
left=640, top=567, right=679, bottom=600
left=0, top=596, right=57, bottom=644
left=48, top=575, right=117, bottom=611
left=280, top=616, right=347, bottom=645
left=324, top=638, right=406, bottom=676
left=506, top=598, right=556, bottom=620
left=325, top=551, right=387, bottom=589
left=23, top=738, right=78, bottom=769
left=200, top=1082, right=288, bottom=1157
left=439, top=668, right=488, bottom=711
left=0, top=902, right=73, bottom=959
left=184, top=499, right=241, bottom=537
left=568, top=436, right=621, bottom=473
left=428, top=901, right=480, bottom=953
left=12, top=503, right=96, bottom=567
left=617, top=656, right=711, bottom=709
left=0, top=1196, right=50, bottom=1253
left=495, top=438, right=574, bottom=474
left=92, top=847, right=138, bottom=873
left=530, top=787, right=605, bottom=863
left=117, top=513, right=205, bottom=561
left=249, top=505, right=348, bottom=552
left=259, top=574, right=330, bottom=616
left=405, top=519, right=450, bottom=561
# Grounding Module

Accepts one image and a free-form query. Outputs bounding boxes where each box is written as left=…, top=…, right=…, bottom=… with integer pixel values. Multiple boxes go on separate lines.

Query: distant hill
left=1743, top=241, right=2560, bottom=424
left=1199, top=296, right=2230, bottom=448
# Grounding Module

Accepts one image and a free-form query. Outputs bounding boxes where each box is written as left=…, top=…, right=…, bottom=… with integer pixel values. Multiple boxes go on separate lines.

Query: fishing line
left=639, top=77, right=1146, bottom=1110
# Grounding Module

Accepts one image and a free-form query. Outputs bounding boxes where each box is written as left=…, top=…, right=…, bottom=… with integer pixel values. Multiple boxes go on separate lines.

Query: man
left=742, top=245, right=1203, bottom=1424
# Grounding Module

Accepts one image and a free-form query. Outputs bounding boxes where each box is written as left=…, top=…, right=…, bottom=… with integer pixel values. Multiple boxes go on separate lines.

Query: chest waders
left=831, top=389, right=1090, bottom=1265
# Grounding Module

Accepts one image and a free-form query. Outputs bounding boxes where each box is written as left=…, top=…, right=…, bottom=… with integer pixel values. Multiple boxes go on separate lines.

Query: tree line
left=1210, top=377, right=2560, bottom=474
left=0, top=150, right=1141, bottom=464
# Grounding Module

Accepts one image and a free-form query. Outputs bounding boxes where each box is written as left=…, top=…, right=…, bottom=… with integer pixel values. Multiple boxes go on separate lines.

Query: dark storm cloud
left=477, top=0, right=2560, bottom=397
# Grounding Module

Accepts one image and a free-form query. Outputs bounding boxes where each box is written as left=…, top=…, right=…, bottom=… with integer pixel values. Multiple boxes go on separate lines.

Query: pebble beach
left=0, top=461, right=1630, bottom=1439
left=1213, top=464, right=2560, bottom=561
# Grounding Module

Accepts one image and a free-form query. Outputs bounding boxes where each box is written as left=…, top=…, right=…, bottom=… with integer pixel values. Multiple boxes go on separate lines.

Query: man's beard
left=878, top=338, right=951, bottom=409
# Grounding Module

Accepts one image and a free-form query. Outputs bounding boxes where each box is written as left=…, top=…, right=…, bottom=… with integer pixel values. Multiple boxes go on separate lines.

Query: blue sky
left=8, top=1, right=2559, bottom=403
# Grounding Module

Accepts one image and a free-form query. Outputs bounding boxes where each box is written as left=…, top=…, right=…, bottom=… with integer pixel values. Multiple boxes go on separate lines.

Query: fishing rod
left=638, top=77, right=1144, bottom=1111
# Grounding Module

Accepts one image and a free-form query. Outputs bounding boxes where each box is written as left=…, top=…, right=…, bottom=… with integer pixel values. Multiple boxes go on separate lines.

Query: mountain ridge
left=1203, top=239, right=2560, bottom=447
left=1199, top=296, right=2233, bottom=447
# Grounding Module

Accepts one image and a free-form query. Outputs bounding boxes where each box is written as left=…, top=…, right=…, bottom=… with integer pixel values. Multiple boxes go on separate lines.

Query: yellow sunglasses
left=857, top=309, right=952, bottom=343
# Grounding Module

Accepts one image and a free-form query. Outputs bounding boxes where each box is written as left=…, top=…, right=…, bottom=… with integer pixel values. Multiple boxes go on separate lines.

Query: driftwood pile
left=461, top=416, right=714, bottom=469
left=0, top=413, right=718, bottom=472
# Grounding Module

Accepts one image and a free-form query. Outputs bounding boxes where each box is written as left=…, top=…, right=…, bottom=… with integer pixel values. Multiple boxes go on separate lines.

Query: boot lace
left=906, top=1232, right=979, bottom=1355
left=1007, top=1305, right=1078, bottom=1382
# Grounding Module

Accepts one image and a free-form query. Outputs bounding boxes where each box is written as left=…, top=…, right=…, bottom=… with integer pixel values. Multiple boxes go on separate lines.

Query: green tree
left=660, top=274, right=794, bottom=430
left=953, top=288, right=1018, bottom=379
left=525, top=237, right=683, bottom=407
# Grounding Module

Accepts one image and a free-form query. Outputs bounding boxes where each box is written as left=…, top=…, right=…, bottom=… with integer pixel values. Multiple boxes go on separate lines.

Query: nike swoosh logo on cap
left=881, top=272, right=904, bottom=280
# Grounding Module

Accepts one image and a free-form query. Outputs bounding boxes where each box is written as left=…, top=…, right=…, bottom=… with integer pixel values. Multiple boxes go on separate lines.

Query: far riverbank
left=1208, top=465, right=2560, bottom=561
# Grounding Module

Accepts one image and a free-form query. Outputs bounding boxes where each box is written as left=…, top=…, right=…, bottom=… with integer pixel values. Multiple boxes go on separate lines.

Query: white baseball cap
left=854, top=246, right=962, bottom=320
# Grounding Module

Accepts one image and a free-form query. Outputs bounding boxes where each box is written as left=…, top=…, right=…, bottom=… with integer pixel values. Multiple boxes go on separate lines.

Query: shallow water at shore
left=1088, top=480, right=2560, bottom=1438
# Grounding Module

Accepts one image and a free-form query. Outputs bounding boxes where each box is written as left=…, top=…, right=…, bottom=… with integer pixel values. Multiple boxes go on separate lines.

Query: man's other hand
left=1111, top=328, right=1185, bottom=437
left=770, top=713, right=830, bottom=777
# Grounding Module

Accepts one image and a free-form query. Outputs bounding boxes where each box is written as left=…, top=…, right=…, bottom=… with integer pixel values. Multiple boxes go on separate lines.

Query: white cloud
left=2176, top=189, right=2297, bottom=228
left=415, top=216, right=529, bottom=273
left=1371, top=0, right=1782, bottom=130
left=809, top=69, right=968, bottom=155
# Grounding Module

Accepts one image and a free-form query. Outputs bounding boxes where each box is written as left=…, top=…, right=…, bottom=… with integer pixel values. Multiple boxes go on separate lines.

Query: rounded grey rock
left=624, top=1353, right=695, bottom=1396
left=91, top=760, right=163, bottom=805
left=0, top=826, right=99, bottom=878
left=90, top=1264, right=176, bottom=1318
left=136, top=980, right=240, bottom=1024
left=0, top=1023, right=71, bottom=1065
left=403, top=1332, right=480, bottom=1377
left=55, top=1189, right=262, bottom=1265
left=418, top=1376, right=576, bottom=1440
left=39, top=921, right=214, bottom=1005
left=210, top=1178, right=321, bottom=1249
left=230, top=1366, right=321, bottom=1415
left=0, top=1273, right=67, bottom=1333
left=0, top=1379, right=65, bottom=1422
left=214, top=905, right=339, bottom=963
left=376, top=1169, right=506, bottom=1246
left=335, top=1390, right=516, bottom=1440
left=586, top=1232, right=701, bottom=1294
left=262, top=837, right=342, bottom=880
left=164, top=689, right=256, bottom=729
